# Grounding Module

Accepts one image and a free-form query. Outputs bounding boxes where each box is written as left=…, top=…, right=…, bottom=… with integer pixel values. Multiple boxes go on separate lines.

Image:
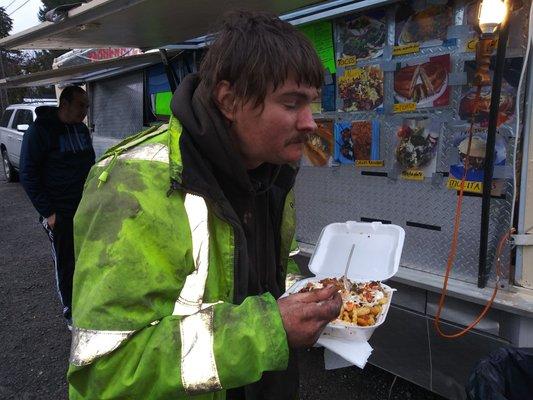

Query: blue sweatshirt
left=20, top=106, right=95, bottom=218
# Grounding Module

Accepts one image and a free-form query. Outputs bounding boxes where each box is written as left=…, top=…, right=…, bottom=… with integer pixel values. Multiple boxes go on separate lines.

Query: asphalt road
left=0, top=169, right=444, bottom=400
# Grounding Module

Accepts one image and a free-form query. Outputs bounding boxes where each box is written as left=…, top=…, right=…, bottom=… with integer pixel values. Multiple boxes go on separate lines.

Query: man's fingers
left=296, top=291, right=342, bottom=323
left=314, top=292, right=342, bottom=322
left=295, top=285, right=339, bottom=303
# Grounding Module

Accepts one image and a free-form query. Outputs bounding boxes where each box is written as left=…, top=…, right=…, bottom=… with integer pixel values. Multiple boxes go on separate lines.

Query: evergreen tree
left=0, top=7, right=12, bottom=38
left=0, top=7, right=13, bottom=109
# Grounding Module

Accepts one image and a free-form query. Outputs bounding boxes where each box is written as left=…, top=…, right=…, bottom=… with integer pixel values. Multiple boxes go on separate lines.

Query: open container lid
left=308, top=221, right=405, bottom=281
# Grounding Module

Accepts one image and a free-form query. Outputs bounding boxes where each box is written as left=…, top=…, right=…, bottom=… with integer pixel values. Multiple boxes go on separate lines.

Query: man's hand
left=46, top=213, right=57, bottom=230
left=278, top=285, right=342, bottom=348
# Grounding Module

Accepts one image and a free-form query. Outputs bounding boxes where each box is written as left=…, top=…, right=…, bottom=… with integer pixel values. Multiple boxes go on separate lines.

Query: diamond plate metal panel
left=296, top=164, right=513, bottom=286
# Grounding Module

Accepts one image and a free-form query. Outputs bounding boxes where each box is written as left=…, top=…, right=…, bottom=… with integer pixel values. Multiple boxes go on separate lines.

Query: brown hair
left=199, top=10, right=324, bottom=107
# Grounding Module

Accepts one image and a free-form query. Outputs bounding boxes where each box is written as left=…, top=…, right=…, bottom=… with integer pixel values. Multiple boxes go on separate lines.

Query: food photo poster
left=337, top=65, right=384, bottom=112
left=394, top=118, right=440, bottom=180
left=335, top=9, right=387, bottom=67
left=459, top=58, right=522, bottom=128
left=301, top=119, right=334, bottom=167
left=395, top=1, right=454, bottom=48
left=334, top=120, right=380, bottom=164
left=446, top=129, right=508, bottom=196
left=394, top=54, right=450, bottom=110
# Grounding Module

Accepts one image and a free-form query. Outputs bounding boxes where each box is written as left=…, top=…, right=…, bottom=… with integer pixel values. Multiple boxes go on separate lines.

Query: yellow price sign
left=337, top=56, right=357, bottom=67
left=466, top=38, right=498, bottom=52
left=342, top=68, right=364, bottom=80
left=393, top=43, right=420, bottom=56
left=447, top=177, right=483, bottom=193
left=393, top=102, right=417, bottom=113
left=466, top=39, right=478, bottom=52
left=356, top=160, right=385, bottom=167
left=401, top=170, right=424, bottom=181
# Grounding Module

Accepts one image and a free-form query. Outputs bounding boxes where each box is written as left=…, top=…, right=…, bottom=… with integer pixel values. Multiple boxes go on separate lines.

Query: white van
left=0, top=100, right=57, bottom=182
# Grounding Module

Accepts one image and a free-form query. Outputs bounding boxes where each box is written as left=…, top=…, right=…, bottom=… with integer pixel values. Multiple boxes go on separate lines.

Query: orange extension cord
left=434, top=85, right=515, bottom=338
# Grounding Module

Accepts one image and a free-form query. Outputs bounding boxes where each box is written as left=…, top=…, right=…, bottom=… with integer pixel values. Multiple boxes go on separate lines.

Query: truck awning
left=0, top=51, right=168, bottom=88
left=0, top=0, right=329, bottom=50
left=0, top=0, right=396, bottom=87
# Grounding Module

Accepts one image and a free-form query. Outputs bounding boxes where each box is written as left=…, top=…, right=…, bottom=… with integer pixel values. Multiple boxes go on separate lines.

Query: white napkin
left=317, top=336, right=373, bottom=370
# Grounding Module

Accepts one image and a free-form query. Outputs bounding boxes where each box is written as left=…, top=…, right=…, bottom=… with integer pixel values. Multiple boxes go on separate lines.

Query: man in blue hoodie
left=20, top=86, right=95, bottom=325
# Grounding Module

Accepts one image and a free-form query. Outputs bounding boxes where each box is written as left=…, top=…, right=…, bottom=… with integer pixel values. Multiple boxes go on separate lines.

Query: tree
left=0, top=7, right=12, bottom=38
left=0, top=7, right=13, bottom=110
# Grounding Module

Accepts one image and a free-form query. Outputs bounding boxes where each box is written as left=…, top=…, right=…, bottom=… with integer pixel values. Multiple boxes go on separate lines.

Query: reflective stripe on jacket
left=67, top=117, right=300, bottom=399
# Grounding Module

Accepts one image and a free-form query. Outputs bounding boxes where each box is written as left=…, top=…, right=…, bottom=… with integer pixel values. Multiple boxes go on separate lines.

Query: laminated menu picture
left=338, top=65, right=384, bottom=112
left=459, top=59, right=521, bottom=128
left=394, top=118, right=440, bottom=180
left=301, top=119, right=334, bottom=167
left=351, top=120, right=381, bottom=163
left=335, top=122, right=355, bottom=164
left=395, top=2, right=453, bottom=47
left=334, top=120, right=380, bottom=164
left=447, top=130, right=507, bottom=195
left=394, top=54, right=450, bottom=109
left=335, top=9, right=387, bottom=66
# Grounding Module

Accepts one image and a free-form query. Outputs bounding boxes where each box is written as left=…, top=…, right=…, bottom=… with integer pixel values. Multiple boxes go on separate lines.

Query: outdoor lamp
left=474, top=0, right=509, bottom=86
left=478, top=0, right=508, bottom=34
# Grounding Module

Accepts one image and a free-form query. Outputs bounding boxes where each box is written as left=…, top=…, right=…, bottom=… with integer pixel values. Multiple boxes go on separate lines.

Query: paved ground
left=0, top=169, right=444, bottom=400
left=0, top=172, right=70, bottom=400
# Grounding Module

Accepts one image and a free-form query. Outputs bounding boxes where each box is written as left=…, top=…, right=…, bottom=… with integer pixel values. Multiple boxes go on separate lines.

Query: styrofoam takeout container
left=285, top=221, right=405, bottom=341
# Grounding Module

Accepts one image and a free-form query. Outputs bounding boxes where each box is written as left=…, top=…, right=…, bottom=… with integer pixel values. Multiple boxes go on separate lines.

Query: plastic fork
left=342, top=244, right=355, bottom=291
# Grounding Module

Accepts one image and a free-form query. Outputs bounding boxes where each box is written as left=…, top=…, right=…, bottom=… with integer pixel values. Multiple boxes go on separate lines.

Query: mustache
left=285, top=133, right=310, bottom=145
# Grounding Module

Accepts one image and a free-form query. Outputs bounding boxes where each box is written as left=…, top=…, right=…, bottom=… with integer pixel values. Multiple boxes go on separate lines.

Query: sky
left=5, top=0, right=41, bottom=34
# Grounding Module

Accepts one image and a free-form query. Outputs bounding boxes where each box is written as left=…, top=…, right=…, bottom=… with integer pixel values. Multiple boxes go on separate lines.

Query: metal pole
left=477, top=21, right=510, bottom=288
left=159, top=49, right=178, bottom=93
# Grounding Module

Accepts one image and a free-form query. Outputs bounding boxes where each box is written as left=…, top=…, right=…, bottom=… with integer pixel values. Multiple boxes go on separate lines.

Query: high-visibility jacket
left=67, top=117, right=301, bottom=399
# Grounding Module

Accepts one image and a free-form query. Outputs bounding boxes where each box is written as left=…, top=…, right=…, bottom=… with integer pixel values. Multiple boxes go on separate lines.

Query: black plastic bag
left=466, top=347, right=533, bottom=400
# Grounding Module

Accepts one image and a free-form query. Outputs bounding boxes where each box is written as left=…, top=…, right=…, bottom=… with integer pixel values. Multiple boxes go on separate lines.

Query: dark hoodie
left=20, top=106, right=95, bottom=218
left=171, top=75, right=299, bottom=400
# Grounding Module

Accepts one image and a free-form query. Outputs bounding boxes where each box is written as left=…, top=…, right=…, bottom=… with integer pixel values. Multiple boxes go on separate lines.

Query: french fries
left=300, top=277, right=389, bottom=327
left=337, top=303, right=385, bottom=326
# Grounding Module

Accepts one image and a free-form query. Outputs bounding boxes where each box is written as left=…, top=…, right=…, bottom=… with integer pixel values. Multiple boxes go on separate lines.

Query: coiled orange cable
left=434, top=85, right=514, bottom=338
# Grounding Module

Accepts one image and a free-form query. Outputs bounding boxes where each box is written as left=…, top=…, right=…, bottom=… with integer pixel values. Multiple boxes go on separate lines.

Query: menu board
left=338, top=65, right=384, bottom=112
left=299, top=21, right=336, bottom=74
left=335, top=9, right=387, bottom=67
left=294, top=0, right=521, bottom=193
left=394, top=54, right=450, bottom=110
left=395, top=2, right=453, bottom=48
left=302, top=119, right=334, bottom=167
left=394, top=118, right=440, bottom=180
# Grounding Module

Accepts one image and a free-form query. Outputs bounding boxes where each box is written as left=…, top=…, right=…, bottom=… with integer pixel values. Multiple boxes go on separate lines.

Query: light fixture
left=474, top=0, right=509, bottom=86
left=478, top=0, right=508, bottom=35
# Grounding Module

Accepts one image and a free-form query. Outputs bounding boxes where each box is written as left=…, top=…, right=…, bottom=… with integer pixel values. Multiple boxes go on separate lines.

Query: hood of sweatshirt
left=170, top=73, right=256, bottom=194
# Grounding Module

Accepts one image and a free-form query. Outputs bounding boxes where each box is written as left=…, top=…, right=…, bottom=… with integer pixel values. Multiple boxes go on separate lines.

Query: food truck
left=1, top=0, right=532, bottom=398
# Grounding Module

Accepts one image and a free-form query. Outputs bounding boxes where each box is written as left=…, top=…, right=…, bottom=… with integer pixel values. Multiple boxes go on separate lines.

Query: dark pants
left=40, top=214, right=74, bottom=321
